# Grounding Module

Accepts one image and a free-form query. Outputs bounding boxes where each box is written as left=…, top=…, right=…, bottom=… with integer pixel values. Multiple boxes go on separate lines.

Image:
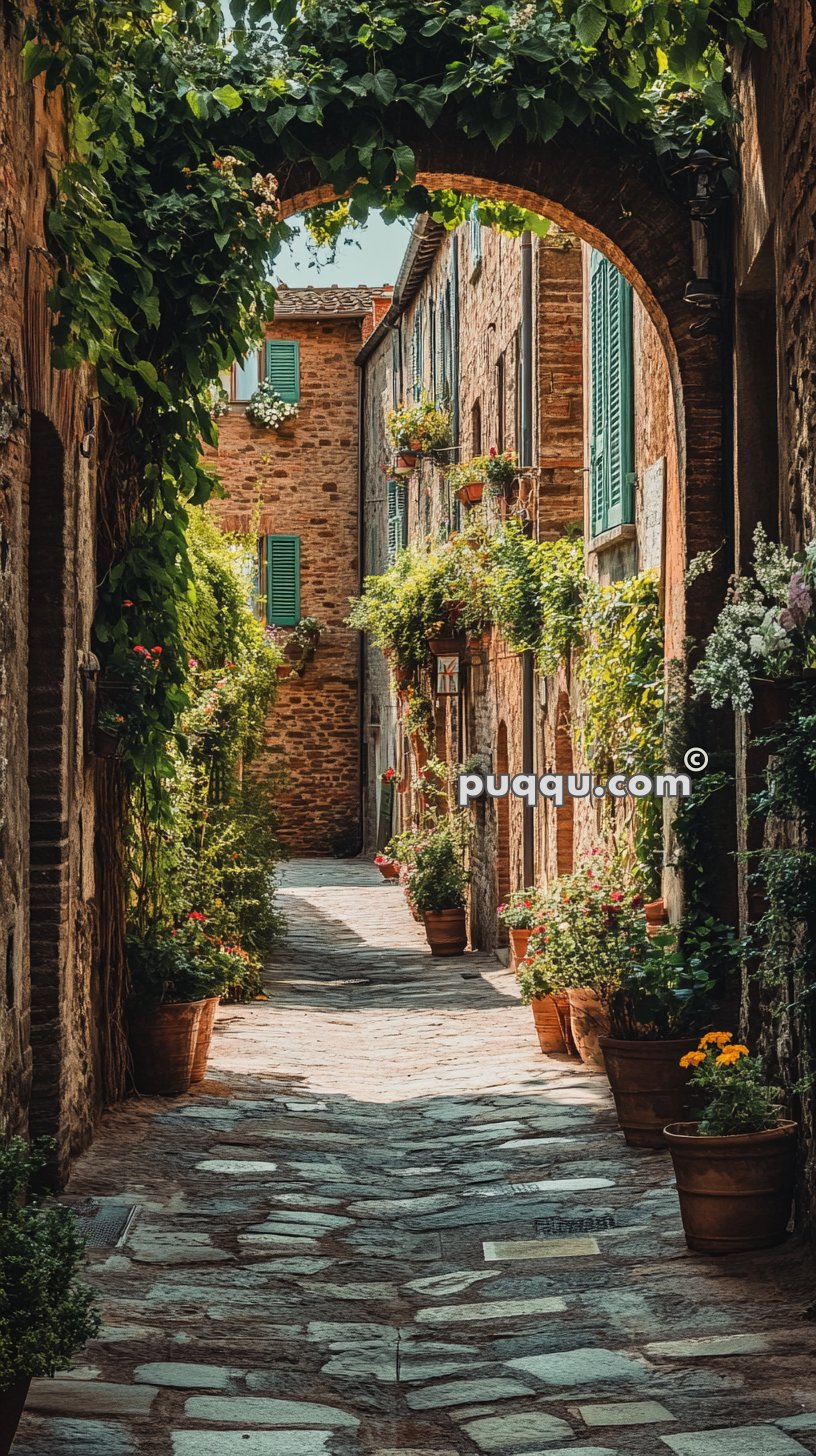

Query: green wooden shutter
left=387, top=480, right=398, bottom=565
left=469, top=203, right=483, bottom=273
left=606, top=266, right=634, bottom=529
left=265, top=340, right=300, bottom=403
left=396, top=482, right=408, bottom=549
left=589, top=251, right=634, bottom=538
left=265, top=534, right=300, bottom=625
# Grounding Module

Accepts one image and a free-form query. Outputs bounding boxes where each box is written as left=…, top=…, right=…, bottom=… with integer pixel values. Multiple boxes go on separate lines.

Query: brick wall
left=208, top=314, right=364, bottom=855
left=1, top=8, right=99, bottom=1172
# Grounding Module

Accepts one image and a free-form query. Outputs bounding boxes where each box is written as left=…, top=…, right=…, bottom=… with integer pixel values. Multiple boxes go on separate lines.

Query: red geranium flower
left=187, top=911, right=207, bottom=922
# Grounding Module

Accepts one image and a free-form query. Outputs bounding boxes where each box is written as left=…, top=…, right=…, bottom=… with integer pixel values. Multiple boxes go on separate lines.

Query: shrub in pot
left=498, top=887, right=546, bottom=966
left=408, top=824, right=469, bottom=956
left=524, top=856, right=648, bottom=1072
left=601, top=922, right=724, bottom=1147
left=0, top=1137, right=100, bottom=1454
left=126, top=926, right=218, bottom=1095
left=516, top=944, right=572, bottom=1055
left=665, top=1034, right=796, bottom=1253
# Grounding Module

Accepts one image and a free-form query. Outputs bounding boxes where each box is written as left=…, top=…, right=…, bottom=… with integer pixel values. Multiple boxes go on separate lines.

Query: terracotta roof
left=273, top=285, right=391, bottom=318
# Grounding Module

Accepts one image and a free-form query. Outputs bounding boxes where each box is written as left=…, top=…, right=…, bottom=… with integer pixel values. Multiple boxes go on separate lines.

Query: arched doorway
left=26, top=412, right=71, bottom=1150
left=277, top=128, right=727, bottom=658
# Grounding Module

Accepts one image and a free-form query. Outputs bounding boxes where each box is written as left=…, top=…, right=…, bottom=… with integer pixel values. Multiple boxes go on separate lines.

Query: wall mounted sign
left=436, top=653, right=460, bottom=695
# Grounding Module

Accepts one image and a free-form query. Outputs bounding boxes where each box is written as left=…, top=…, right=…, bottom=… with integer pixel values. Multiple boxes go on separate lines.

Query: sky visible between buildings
left=275, top=212, right=411, bottom=289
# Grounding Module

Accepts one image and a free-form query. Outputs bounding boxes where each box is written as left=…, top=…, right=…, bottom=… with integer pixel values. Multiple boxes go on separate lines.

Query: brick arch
left=276, top=122, right=726, bottom=648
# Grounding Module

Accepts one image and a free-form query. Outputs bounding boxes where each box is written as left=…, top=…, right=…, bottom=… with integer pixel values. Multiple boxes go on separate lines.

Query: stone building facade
left=358, top=218, right=676, bottom=952
left=208, top=285, right=391, bottom=856
left=1, top=10, right=100, bottom=1174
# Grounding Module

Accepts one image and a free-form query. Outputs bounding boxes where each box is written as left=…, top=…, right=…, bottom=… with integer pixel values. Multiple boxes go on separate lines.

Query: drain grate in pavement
left=62, top=1198, right=137, bottom=1248
left=535, top=1214, right=616, bottom=1235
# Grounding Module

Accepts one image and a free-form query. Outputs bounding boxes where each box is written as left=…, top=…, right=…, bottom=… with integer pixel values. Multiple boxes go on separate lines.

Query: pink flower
left=189, top=657, right=198, bottom=669
left=123, top=599, right=134, bottom=608
left=780, top=569, right=812, bottom=630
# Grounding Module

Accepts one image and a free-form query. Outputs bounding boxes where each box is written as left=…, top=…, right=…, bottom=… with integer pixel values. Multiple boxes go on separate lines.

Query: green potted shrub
left=407, top=823, right=470, bottom=956
left=126, top=924, right=216, bottom=1095
left=600, top=920, right=727, bottom=1147
left=665, top=1035, right=796, bottom=1252
left=498, top=887, right=546, bottom=965
left=0, top=1138, right=100, bottom=1454
left=486, top=447, right=518, bottom=496
left=387, top=400, right=452, bottom=469
left=516, top=940, right=572, bottom=1056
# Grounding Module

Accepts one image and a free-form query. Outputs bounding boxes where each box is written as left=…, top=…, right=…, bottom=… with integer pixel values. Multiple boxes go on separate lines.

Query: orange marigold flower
left=716, top=1044, right=750, bottom=1066
left=698, top=1030, right=733, bottom=1049
left=679, top=1050, right=706, bottom=1069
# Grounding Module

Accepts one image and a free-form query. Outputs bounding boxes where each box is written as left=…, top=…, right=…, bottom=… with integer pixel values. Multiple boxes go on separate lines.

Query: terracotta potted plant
left=600, top=925, right=718, bottom=1147
left=485, top=446, right=518, bottom=498
left=0, top=1137, right=100, bottom=1455
left=498, top=887, right=545, bottom=967
left=665, top=1034, right=797, bottom=1253
left=516, top=944, right=569, bottom=1056
left=125, top=925, right=215, bottom=1095
left=408, top=822, right=469, bottom=956
left=375, top=853, right=400, bottom=881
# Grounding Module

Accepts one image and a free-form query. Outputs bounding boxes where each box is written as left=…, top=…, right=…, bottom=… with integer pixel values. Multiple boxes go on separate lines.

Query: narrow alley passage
left=15, top=861, right=816, bottom=1456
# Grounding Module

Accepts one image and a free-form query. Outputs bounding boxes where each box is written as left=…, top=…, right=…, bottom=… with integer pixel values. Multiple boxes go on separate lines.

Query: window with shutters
left=411, top=309, right=424, bottom=401
left=232, top=350, right=260, bottom=402
left=386, top=481, right=407, bottom=566
left=469, top=203, right=483, bottom=277
left=265, top=340, right=300, bottom=403
left=589, top=250, right=635, bottom=538
left=263, top=534, right=300, bottom=626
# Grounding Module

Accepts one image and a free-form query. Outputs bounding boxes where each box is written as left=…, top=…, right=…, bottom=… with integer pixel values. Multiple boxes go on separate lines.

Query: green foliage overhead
left=487, top=521, right=584, bottom=673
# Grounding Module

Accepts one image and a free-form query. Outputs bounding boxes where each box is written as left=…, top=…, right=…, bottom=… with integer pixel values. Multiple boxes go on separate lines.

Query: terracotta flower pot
left=455, top=480, right=484, bottom=506
left=531, top=995, right=567, bottom=1054
left=554, top=993, right=578, bottom=1056
left=600, top=1037, right=697, bottom=1148
left=567, top=988, right=610, bottom=1073
left=423, top=908, right=467, bottom=956
left=0, top=1378, right=31, bottom=1456
left=128, top=1000, right=206, bottom=1096
left=93, top=725, right=121, bottom=759
left=190, top=996, right=221, bottom=1084
left=427, top=633, right=464, bottom=657
left=509, top=927, right=531, bottom=965
left=644, top=898, right=669, bottom=937
left=376, top=859, right=400, bottom=881
left=395, top=451, right=417, bottom=473
left=664, top=1120, right=797, bottom=1254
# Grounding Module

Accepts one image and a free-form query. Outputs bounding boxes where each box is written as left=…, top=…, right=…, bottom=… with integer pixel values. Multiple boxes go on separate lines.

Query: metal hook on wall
left=79, top=401, right=96, bottom=459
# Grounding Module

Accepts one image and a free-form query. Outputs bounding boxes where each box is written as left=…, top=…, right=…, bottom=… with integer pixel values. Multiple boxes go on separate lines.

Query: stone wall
left=1, top=5, right=99, bottom=1173
left=208, top=313, right=364, bottom=856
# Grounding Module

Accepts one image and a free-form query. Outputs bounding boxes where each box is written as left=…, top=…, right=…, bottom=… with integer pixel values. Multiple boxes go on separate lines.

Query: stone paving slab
left=15, top=858, right=816, bottom=1456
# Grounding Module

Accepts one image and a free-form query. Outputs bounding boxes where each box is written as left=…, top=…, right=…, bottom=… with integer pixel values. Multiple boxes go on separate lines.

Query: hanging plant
left=245, top=382, right=299, bottom=430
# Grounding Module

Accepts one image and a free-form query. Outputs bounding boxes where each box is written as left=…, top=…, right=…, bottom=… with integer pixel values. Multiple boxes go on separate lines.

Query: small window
left=471, top=399, right=482, bottom=456
left=265, top=340, right=300, bottom=403
left=469, top=203, right=483, bottom=277
left=263, top=534, right=300, bottom=626
left=233, top=351, right=260, bottom=402
left=496, top=353, right=506, bottom=452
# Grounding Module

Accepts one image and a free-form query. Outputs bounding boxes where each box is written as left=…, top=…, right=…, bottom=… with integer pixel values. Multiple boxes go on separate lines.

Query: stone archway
left=275, top=121, right=727, bottom=652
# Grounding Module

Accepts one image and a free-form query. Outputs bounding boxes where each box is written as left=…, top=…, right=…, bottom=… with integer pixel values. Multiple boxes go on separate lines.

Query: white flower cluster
left=252, top=171, right=280, bottom=225
left=691, top=526, right=809, bottom=711
left=245, top=381, right=299, bottom=430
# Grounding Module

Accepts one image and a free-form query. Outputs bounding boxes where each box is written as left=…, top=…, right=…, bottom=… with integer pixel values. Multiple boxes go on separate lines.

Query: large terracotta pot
left=664, top=1120, right=797, bottom=1253
left=509, top=927, right=531, bottom=965
left=531, top=995, right=566, bottom=1054
left=455, top=480, right=484, bottom=506
left=0, top=1378, right=30, bottom=1456
left=423, top=908, right=468, bottom=956
left=190, top=996, right=221, bottom=1084
left=377, top=859, right=400, bottom=881
left=600, top=1037, right=697, bottom=1148
left=128, top=1000, right=205, bottom=1096
left=554, top=993, right=577, bottom=1056
left=567, top=988, right=610, bottom=1072
left=644, top=898, right=669, bottom=937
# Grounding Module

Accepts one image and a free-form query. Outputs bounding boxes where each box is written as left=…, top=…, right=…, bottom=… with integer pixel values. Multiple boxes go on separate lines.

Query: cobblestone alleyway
left=15, top=860, right=816, bottom=1456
